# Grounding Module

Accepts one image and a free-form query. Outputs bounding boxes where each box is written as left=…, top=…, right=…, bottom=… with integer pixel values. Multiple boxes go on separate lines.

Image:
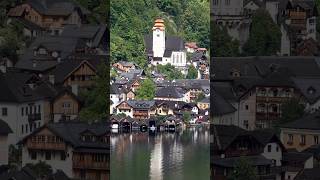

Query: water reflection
left=111, top=127, right=210, bottom=180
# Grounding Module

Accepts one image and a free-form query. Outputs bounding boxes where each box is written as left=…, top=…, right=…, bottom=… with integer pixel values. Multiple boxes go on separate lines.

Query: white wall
left=261, top=142, right=282, bottom=166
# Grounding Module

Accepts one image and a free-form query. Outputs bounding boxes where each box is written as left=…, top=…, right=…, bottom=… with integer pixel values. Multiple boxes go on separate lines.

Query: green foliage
left=228, top=158, right=258, bottom=180
left=182, top=111, right=191, bottom=123
left=186, top=65, right=198, bottom=79
left=195, top=92, right=206, bottom=102
left=111, top=0, right=209, bottom=66
left=211, top=23, right=240, bottom=57
left=79, top=62, right=109, bottom=122
left=157, top=64, right=184, bottom=80
left=135, top=78, right=156, bottom=100
left=242, top=9, right=281, bottom=56
left=26, top=161, right=53, bottom=178
left=279, top=98, right=305, bottom=125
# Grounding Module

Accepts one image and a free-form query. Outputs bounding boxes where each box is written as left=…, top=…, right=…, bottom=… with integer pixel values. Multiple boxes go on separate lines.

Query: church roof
left=144, top=34, right=185, bottom=56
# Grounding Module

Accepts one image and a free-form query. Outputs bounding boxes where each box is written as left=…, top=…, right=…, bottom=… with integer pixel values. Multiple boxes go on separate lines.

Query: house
left=185, top=42, right=198, bottom=53
left=8, top=0, right=90, bottom=35
left=0, top=120, right=13, bottom=165
left=116, top=100, right=156, bottom=119
left=15, top=36, right=88, bottom=73
left=60, top=24, right=108, bottom=54
left=280, top=112, right=320, bottom=152
left=154, top=86, right=185, bottom=102
left=48, top=57, right=103, bottom=90
left=112, top=61, right=136, bottom=73
left=144, top=18, right=187, bottom=72
left=20, top=121, right=109, bottom=180
left=212, top=125, right=285, bottom=180
left=278, top=0, right=318, bottom=56
left=197, top=97, right=210, bottom=110
left=0, top=69, right=56, bottom=144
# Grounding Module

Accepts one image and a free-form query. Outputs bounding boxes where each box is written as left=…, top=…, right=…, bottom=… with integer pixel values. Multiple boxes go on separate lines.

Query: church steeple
left=152, top=18, right=166, bottom=58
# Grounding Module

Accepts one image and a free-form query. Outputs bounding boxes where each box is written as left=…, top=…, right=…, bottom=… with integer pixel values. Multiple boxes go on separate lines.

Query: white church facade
left=144, top=19, right=187, bottom=73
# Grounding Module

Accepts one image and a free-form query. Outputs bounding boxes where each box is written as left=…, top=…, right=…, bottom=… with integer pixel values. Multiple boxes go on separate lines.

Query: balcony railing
left=73, top=160, right=109, bottom=170
left=26, top=141, right=66, bottom=150
left=28, top=113, right=41, bottom=122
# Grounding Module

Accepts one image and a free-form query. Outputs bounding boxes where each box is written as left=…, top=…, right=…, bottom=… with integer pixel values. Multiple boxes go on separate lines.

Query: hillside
left=110, top=0, right=210, bottom=67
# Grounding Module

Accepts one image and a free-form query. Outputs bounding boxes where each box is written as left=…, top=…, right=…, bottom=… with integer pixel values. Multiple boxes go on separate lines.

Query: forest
left=110, top=0, right=210, bottom=68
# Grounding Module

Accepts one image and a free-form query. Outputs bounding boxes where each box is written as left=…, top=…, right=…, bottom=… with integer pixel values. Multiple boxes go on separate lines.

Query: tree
left=186, top=65, right=198, bottom=79
left=242, top=9, right=281, bottom=56
left=211, top=23, right=240, bottom=57
left=26, top=161, right=53, bottom=179
left=195, top=92, right=206, bottom=102
left=157, top=64, right=184, bottom=80
left=135, top=78, right=156, bottom=100
left=228, top=158, right=258, bottom=180
left=182, top=111, right=191, bottom=124
left=278, top=98, right=305, bottom=125
left=79, top=62, right=109, bottom=122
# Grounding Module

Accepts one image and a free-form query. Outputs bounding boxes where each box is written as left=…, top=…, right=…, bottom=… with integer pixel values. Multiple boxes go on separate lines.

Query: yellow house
left=280, top=113, right=320, bottom=152
left=197, top=98, right=210, bottom=110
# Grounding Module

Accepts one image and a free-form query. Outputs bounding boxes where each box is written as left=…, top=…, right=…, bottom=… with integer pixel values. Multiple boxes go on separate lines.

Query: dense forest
left=110, top=0, right=210, bottom=68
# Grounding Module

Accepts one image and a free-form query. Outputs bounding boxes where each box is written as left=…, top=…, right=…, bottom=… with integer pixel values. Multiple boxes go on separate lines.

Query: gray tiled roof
left=127, top=100, right=155, bottom=109
left=155, top=86, right=184, bottom=98
left=212, top=155, right=272, bottom=167
left=281, top=112, right=320, bottom=130
left=292, top=77, right=320, bottom=104
left=26, top=0, right=90, bottom=16
left=0, top=119, right=13, bottom=135
left=212, top=90, right=236, bottom=115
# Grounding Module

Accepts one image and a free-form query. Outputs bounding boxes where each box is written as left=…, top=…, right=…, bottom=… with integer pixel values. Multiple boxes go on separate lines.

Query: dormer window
left=230, top=69, right=241, bottom=77
left=38, top=48, right=47, bottom=55
left=307, top=86, right=316, bottom=95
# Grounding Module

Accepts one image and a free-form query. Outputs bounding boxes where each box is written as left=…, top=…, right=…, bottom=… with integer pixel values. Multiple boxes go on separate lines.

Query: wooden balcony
left=256, top=112, right=268, bottom=120
left=256, top=96, right=287, bottom=103
left=26, top=141, right=66, bottom=150
left=28, top=113, right=41, bottom=122
left=73, top=160, right=109, bottom=170
left=289, top=11, right=306, bottom=20
left=133, top=111, right=148, bottom=116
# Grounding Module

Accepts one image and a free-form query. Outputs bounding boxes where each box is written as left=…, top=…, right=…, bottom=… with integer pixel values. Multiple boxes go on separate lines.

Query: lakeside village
left=110, top=18, right=210, bottom=133
left=211, top=0, right=320, bottom=180
left=0, top=0, right=109, bottom=180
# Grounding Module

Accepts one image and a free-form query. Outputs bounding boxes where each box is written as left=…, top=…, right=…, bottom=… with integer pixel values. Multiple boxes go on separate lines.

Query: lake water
left=110, top=127, right=210, bottom=180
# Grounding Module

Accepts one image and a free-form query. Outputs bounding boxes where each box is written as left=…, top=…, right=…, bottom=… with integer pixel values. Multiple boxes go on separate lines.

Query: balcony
left=289, top=11, right=306, bottom=20
left=73, top=160, right=109, bottom=170
left=28, top=113, right=41, bottom=122
left=26, top=141, right=66, bottom=150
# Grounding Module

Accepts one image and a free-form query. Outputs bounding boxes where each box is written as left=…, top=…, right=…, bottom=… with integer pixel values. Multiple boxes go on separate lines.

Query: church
left=144, top=18, right=187, bottom=72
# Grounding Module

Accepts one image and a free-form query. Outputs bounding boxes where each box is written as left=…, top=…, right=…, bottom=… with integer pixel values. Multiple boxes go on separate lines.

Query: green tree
left=79, top=62, right=109, bottom=122
left=26, top=161, right=53, bottom=179
left=211, top=23, right=239, bottom=57
left=157, top=64, right=184, bottom=80
left=195, top=92, right=206, bottom=102
left=186, top=65, right=198, bottom=79
left=182, top=111, right=191, bottom=124
left=228, top=158, right=258, bottom=180
left=136, top=78, right=156, bottom=100
left=278, top=98, right=305, bottom=125
left=242, top=9, right=281, bottom=56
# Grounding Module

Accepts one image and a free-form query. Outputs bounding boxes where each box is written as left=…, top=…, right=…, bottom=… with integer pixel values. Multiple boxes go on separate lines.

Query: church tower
left=152, top=18, right=165, bottom=58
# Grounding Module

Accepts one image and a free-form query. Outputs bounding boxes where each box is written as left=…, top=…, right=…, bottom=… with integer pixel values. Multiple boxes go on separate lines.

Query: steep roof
left=212, top=90, right=236, bottom=116
left=281, top=112, right=320, bottom=130
left=127, top=100, right=155, bottom=109
left=155, top=86, right=184, bottom=98
left=0, top=119, right=13, bottom=135
left=292, top=77, right=320, bottom=104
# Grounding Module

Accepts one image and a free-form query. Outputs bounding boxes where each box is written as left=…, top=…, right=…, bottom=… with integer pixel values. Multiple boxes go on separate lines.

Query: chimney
left=49, top=75, right=55, bottom=85
left=71, top=84, right=79, bottom=96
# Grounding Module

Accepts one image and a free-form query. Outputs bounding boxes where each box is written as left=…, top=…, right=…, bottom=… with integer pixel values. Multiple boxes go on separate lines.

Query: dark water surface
left=110, top=127, right=210, bottom=180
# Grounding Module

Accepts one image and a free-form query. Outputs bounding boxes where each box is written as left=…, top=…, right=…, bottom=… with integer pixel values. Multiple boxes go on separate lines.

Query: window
left=38, top=105, right=41, bottom=113
left=244, top=120, right=249, bottom=129
left=276, top=146, right=279, bottom=152
left=60, top=152, right=66, bottom=160
left=300, top=135, right=306, bottom=145
left=267, top=145, right=272, bottom=152
left=26, top=124, right=28, bottom=133
left=62, top=102, right=71, bottom=108
left=45, top=152, right=51, bottom=160
left=288, top=134, right=293, bottom=144
left=315, top=136, right=319, bottom=144
left=21, top=107, right=24, bottom=116
left=30, top=151, right=37, bottom=160
left=245, top=105, right=249, bottom=110
left=2, top=107, right=8, bottom=116
left=213, top=0, right=219, bottom=5
left=225, top=0, right=230, bottom=5
left=21, top=125, right=24, bottom=134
